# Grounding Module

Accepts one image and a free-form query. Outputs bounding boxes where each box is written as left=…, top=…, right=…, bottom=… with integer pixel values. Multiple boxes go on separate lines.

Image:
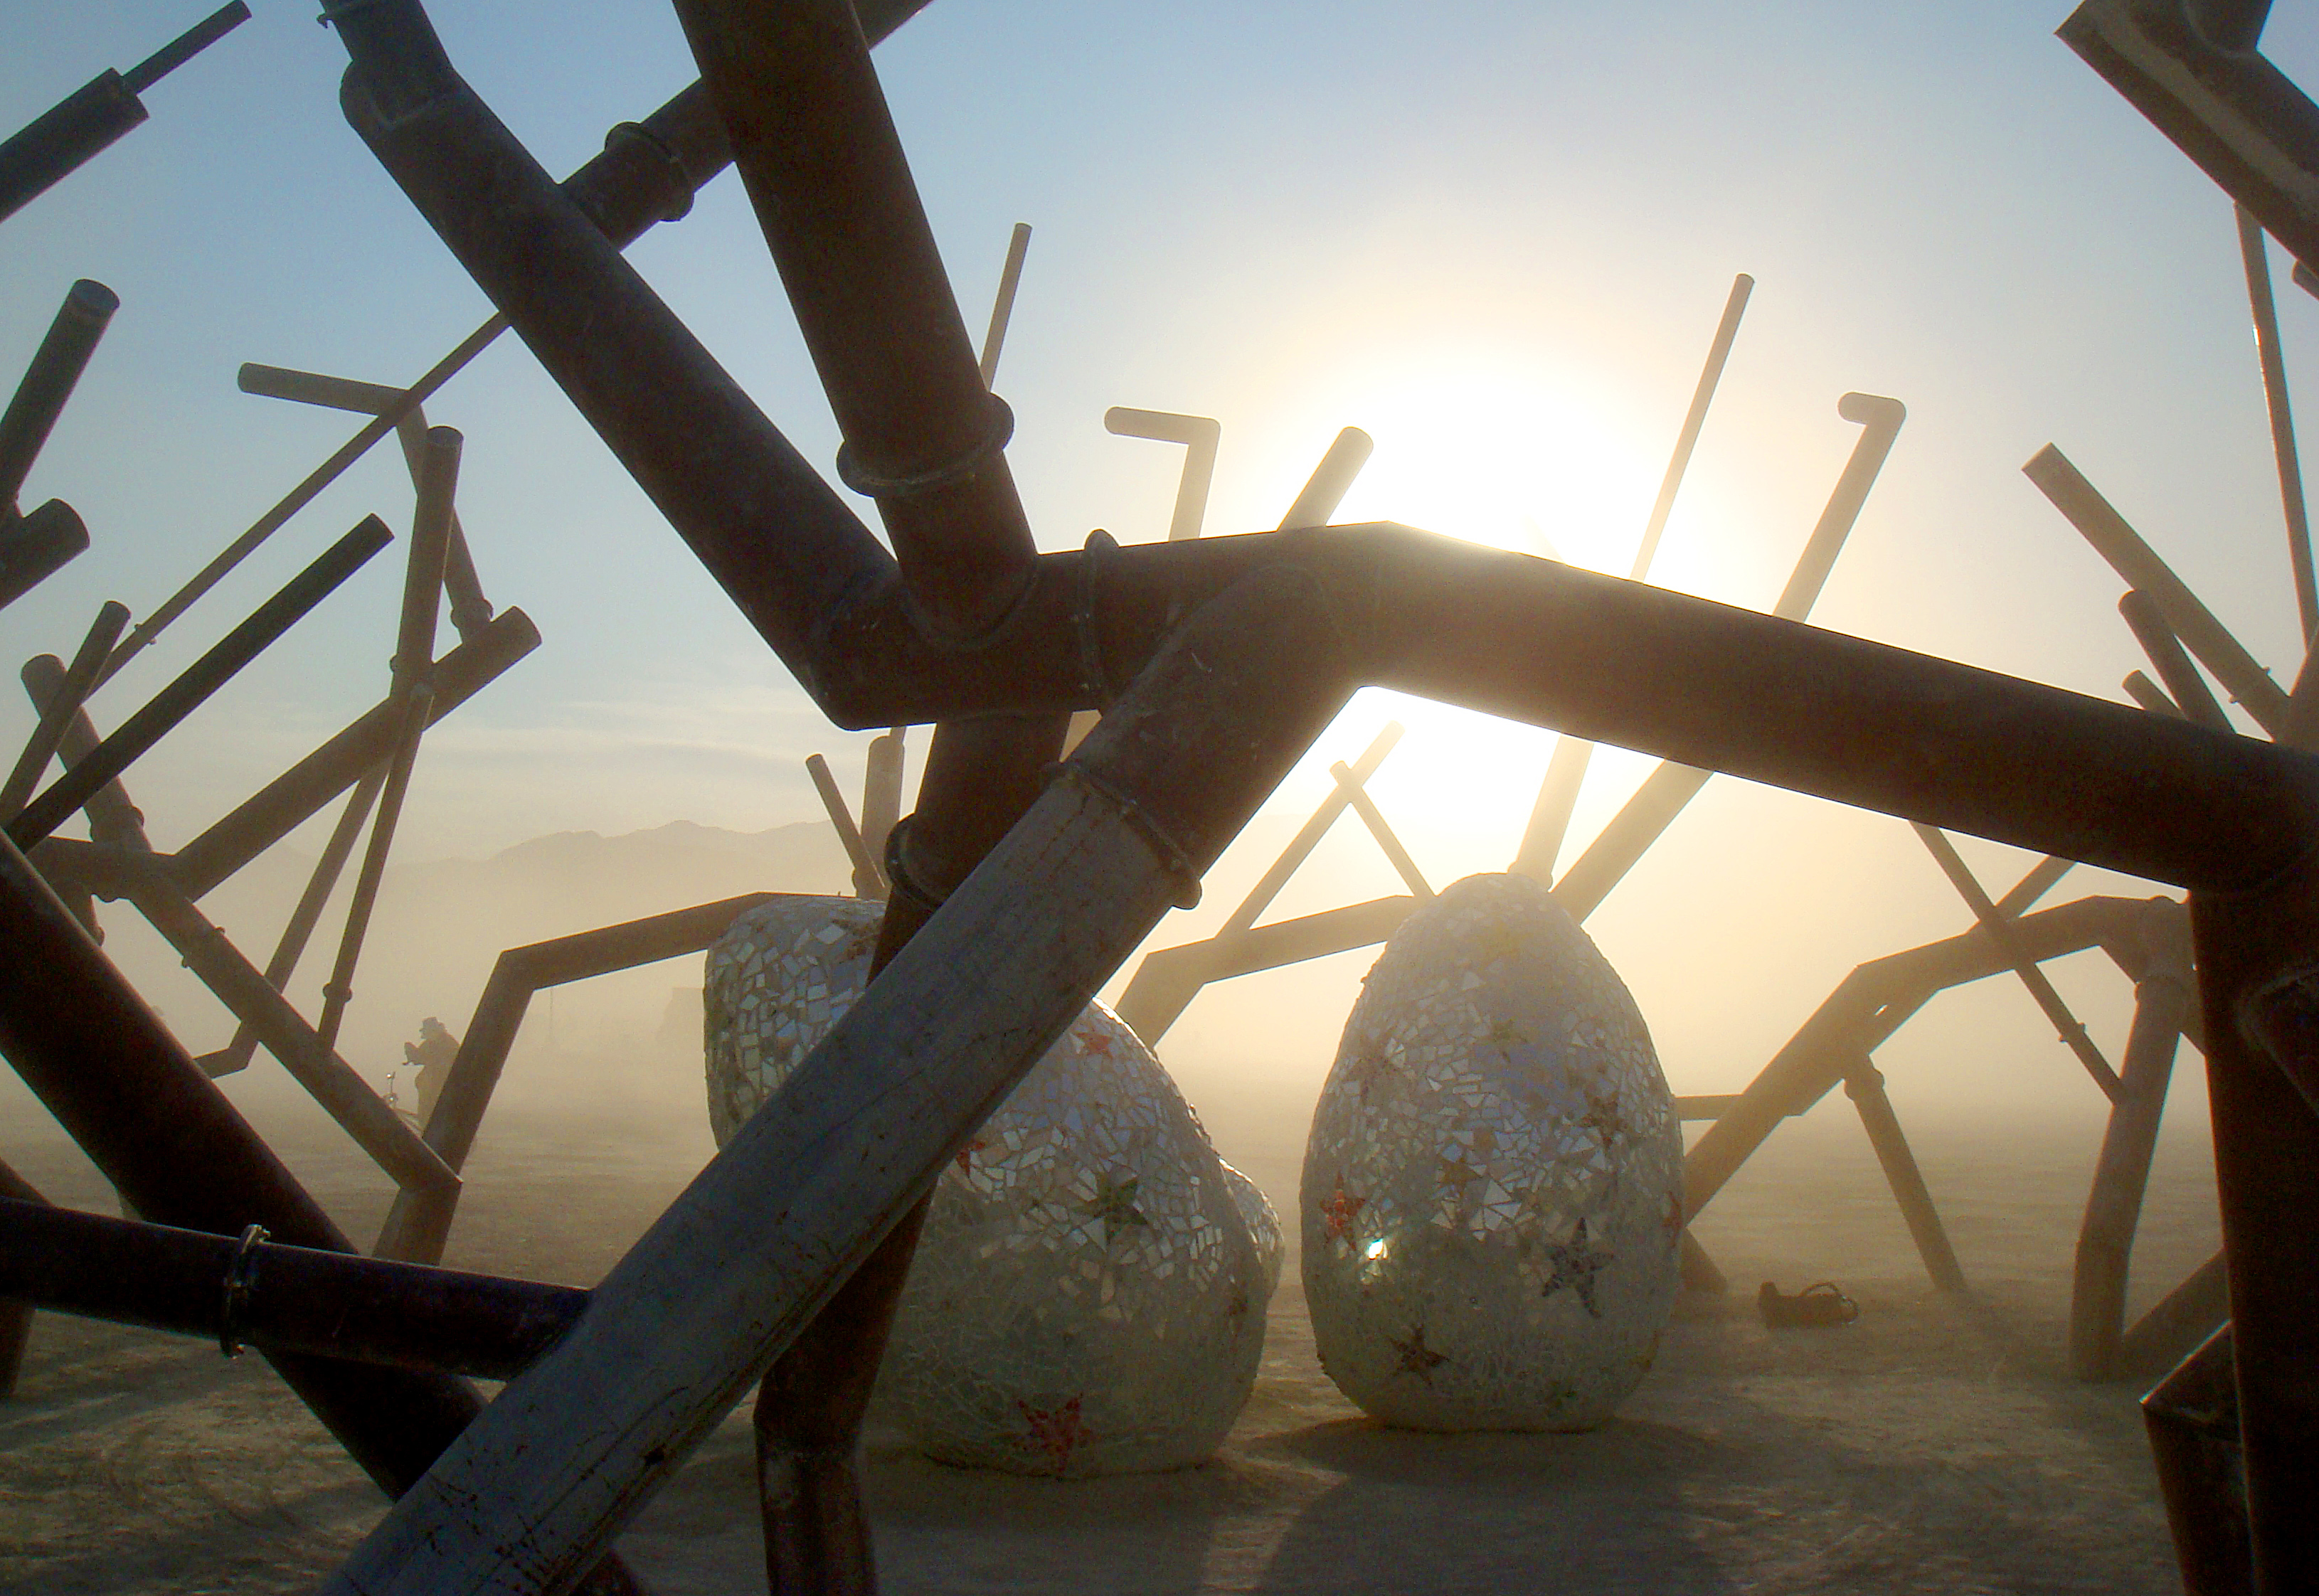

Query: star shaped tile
left=1578, top=1082, right=1628, bottom=1147
left=1083, top=1173, right=1149, bottom=1243
left=1388, top=1322, right=1450, bottom=1383
left=1017, top=1395, right=1093, bottom=1472
left=1538, top=1215, right=1617, bottom=1318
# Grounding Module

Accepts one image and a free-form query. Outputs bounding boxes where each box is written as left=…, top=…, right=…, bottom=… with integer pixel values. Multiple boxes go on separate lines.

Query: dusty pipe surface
left=0, top=1196, right=583, bottom=1380
left=319, top=565, right=1349, bottom=1596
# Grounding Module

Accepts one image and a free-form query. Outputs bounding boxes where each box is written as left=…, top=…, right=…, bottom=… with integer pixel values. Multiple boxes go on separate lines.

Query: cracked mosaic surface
left=706, top=895, right=1276, bottom=1477
left=1300, top=872, right=1681, bottom=1432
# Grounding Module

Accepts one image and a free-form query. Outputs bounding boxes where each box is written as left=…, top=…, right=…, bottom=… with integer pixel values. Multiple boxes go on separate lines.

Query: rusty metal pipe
left=0, top=1196, right=582, bottom=1381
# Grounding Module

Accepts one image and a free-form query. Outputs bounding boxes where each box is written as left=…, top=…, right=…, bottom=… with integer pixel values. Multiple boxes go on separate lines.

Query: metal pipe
left=1510, top=731, right=1594, bottom=887
left=0, top=4, right=250, bottom=225
left=2123, top=589, right=2234, bottom=732
left=95, top=8, right=927, bottom=683
left=0, top=1196, right=581, bottom=1381
left=0, top=601, right=127, bottom=819
left=1542, top=394, right=1903, bottom=921
left=21, top=658, right=149, bottom=852
left=313, top=425, right=455, bottom=1056
left=2235, top=206, right=2315, bottom=642
left=2143, top=1325, right=2253, bottom=1596
left=1278, top=427, right=1374, bottom=532
left=2123, top=1252, right=2233, bottom=1381
left=198, top=767, right=386, bottom=1078
left=1331, top=759, right=1431, bottom=898
left=1629, top=272, right=1752, bottom=582
left=322, top=5, right=2319, bottom=908
left=1107, top=408, right=1221, bottom=545
left=670, top=0, right=1039, bottom=640
left=1994, top=853, right=2079, bottom=917
left=122, top=2, right=254, bottom=95
left=9, top=516, right=391, bottom=849
left=2127, top=669, right=2186, bottom=718
left=0, top=1155, right=43, bottom=1398
left=373, top=893, right=780, bottom=1264
left=2060, top=0, right=2319, bottom=274
left=2188, top=858, right=2319, bottom=1591
left=977, top=222, right=1032, bottom=386
left=2071, top=934, right=2195, bottom=1379
left=315, top=684, right=433, bottom=1055
left=236, top=363, right=492, bottom=639
left=119, top=864, right=457, bottom=1196
left=1912, top=824, right=2123, bottom=1099
left=0, top=280, right=118, bottom=508
left=168, top=605, right=536, bottom=898
left=0, top=829, right=477, bottom=1492
left=1842, top=1058, right=1967, bottom=1292
left=319, top=564, right=1352, bottom=1596
left=1683, top=896, right=2154, bottom=1223
left=2026, top=444, right=2290, bottom=733
left=336, top=52, right=891, bottom=686
left=0, top=499, right=87, bottom=612
left=805, top=752, right=883, bottom=898
left=857, top=726, right=906, bottom=877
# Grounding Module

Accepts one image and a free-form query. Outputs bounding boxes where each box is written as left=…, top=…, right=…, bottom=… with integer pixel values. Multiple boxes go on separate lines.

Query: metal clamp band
left=1074, top=528, right=1117, bottom=709
left=881, top=816, right=948, bottom=916
left=219, top=1223, right=268, bottom=1358
left=603, top=121, right=695, bottom=224
left=1046, top=763, right=1203, bottom=911
left=836, top=395, right=1014, bottom=501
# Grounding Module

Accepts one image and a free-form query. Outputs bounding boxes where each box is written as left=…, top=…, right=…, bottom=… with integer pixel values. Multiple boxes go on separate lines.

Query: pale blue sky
left=4, top=1, right=2317, bottom=1107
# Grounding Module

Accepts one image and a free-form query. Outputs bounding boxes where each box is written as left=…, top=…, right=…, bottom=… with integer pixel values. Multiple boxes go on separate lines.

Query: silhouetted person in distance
left=403, top=1016, right=457, bottom=1124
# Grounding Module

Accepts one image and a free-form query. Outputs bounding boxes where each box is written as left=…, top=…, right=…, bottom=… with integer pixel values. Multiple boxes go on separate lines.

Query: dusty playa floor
left=0, top=1087, right=2214, bottom=1595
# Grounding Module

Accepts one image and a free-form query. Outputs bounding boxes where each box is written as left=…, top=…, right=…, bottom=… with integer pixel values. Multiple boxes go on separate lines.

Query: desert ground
left=0, top=1041, right=2217, bottom=1596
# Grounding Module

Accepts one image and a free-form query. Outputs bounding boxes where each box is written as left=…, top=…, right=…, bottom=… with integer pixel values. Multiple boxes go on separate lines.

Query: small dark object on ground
left=1759, top=1282, right=1859, bottom=1329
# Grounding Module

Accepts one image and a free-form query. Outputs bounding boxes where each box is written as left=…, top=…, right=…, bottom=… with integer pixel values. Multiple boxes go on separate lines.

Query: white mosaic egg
left=706, top=895, right=1275, bottom=1477
left=1299, top=872, right=1681, bottom=1432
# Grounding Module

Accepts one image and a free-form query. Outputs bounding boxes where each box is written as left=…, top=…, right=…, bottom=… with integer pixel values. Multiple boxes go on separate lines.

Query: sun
left=1307, top=348, right=1665, bottom=575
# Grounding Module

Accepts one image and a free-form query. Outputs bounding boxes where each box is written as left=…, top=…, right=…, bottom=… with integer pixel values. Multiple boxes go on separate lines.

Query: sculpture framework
left=0, top=2, right=2313, bottom=1594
